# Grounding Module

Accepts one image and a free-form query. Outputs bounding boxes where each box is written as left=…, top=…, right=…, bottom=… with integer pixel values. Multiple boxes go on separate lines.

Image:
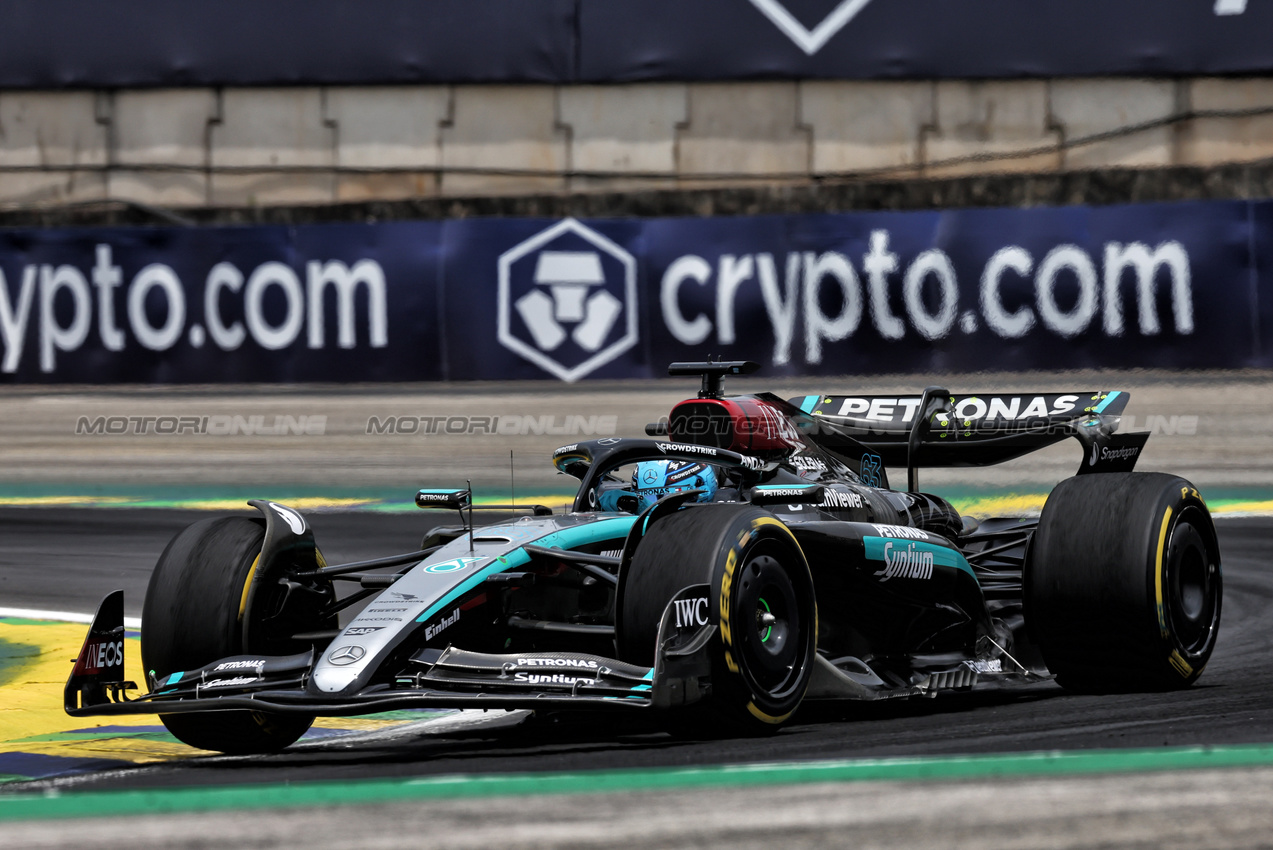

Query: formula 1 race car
left=66, top=361, right=1222, bottom=754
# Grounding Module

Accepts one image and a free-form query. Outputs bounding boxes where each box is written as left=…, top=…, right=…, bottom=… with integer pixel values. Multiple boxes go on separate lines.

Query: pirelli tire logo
left=1157, top=485, right=1209, bottom=681
left=718, top=534, right=745, bottom=676
left=717, top=516, right=806, bottom=725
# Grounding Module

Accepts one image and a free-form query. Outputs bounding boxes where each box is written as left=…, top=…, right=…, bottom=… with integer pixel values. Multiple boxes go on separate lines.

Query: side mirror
left=415, top=489, right=471, bottom=511
left=749, top=484, right=826, bottom=506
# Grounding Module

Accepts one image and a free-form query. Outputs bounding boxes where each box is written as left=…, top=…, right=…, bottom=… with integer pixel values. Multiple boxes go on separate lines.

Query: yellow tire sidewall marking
left=237, top=553, right=262, bottom=622
left=746, top=701, right=793, bottom=725
left=720, top=545, right=739, bottom=673
left=719, top=515, right=810, bottom=716
left=1154, top=507, right=1173, bottom=641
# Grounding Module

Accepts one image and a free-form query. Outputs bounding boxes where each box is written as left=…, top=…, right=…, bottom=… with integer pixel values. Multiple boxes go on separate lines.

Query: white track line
left=0, top=606, right=141, bottom=629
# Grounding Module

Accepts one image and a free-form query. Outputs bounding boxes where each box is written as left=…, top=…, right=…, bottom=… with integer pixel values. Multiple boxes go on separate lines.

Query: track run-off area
left=0, top=374, right=1272, bottom=847
left=0, top=510, right=1271, bottom=848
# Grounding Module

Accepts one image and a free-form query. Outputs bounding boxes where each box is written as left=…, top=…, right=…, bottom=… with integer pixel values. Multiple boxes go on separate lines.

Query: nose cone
left=310, top=664, right=360, bottom=694
left=310, top=643, right=369, bottom=694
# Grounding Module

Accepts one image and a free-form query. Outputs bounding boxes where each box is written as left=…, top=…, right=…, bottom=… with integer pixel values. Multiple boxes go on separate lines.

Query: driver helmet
left=597, top=460, right=718, bottom=513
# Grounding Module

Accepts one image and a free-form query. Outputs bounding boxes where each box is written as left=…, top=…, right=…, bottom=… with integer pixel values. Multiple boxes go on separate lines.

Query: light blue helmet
left=597, top=460, right=718, bottom=513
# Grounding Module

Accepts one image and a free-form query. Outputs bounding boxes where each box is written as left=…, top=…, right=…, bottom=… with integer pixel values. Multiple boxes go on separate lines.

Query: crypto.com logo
left=497, top=219, right=637, bottom=383
left=747, top=0, right=875, bottom=55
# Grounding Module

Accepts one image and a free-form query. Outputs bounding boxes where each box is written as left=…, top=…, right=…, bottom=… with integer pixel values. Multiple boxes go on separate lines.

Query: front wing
left=65, top=587, right=715, bottom=719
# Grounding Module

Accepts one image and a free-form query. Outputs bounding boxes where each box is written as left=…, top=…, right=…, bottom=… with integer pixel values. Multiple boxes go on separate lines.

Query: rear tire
left=142, top=516, right=332, bottom=753
left=618, top=504, right=817, bottom=734
left=1025, top=473, right=1222, bottom=691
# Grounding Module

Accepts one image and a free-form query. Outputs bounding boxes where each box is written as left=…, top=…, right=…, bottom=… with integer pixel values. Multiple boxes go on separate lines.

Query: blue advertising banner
left=0, top=200, right=1269, bottom=384
left=0, top=0, right=1270, bottom=87
left=578, top=0, right=1273, bottom=81
left=0, top=223, right=444, bottom=383
left=0, top=0, right=576, bottom=89
left=1251, top=202, right=1273, bottom=366
left=441, top=217, right=650, bottom=383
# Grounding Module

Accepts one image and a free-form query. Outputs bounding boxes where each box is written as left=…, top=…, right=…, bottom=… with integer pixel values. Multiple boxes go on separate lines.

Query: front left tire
left=142, top=516, right=334, bottom=754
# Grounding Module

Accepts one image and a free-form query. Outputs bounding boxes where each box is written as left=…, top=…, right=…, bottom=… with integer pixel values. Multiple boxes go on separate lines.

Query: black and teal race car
left=66, top=361, right=1222, bottom=754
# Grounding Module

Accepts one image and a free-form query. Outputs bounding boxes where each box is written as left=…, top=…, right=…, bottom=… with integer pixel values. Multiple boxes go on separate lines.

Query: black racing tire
left=1025, top=473, right=1222, bottom=692
left=141, top=516, right=326, bottom=754
left=618, top=504, right=817, bottom=734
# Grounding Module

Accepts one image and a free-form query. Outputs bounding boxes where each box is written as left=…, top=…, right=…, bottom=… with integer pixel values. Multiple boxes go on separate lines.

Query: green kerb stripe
left=4, top=744, right=1273, bottom=822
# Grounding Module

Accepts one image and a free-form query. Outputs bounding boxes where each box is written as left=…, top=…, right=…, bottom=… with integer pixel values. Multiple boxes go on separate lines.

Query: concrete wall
left=1, top=77, right=1272, bottom=209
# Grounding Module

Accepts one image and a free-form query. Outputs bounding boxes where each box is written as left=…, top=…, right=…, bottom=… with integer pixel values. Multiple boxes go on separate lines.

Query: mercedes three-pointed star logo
left=327, top=645, right=366, bottom=666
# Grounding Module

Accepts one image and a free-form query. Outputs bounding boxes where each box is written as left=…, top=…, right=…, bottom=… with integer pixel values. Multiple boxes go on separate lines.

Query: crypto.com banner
left=579, top=0, right=1271, bottom=81
left=0, top=223, right=444, bottom=383
left=0, top=200, right=1267, bottom=384
left=0, top=0, right=1268, bottom=87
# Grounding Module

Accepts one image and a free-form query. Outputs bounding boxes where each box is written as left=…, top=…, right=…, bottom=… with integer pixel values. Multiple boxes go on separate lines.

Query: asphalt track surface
left=2, top=374, right=1270, bottom=846
left=1, top=507, right=1270, bottom=794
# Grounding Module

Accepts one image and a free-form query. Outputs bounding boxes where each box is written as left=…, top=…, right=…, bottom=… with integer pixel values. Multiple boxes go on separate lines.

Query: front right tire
left=618, top=504, right=817, bottom=733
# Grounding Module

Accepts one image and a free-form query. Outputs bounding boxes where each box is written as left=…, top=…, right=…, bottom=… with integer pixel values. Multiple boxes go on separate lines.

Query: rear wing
left=789, top=391, right=1145, bottom=473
